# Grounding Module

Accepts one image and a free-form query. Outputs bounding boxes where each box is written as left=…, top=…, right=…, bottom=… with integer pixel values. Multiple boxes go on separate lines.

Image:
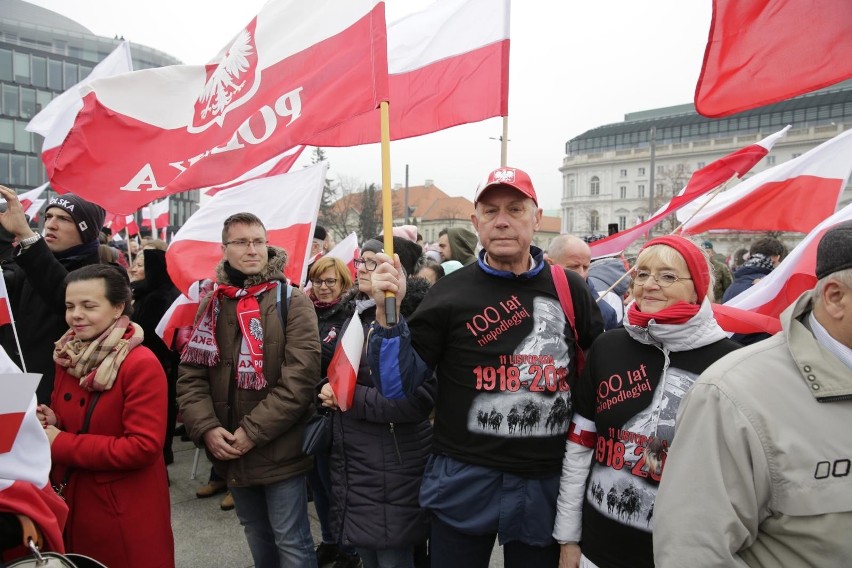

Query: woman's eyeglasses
left=634, top=270, right=692, bottom=288
left=353, top=258, right=378, bottom=271
left=311, top=278, right=338, bottom=288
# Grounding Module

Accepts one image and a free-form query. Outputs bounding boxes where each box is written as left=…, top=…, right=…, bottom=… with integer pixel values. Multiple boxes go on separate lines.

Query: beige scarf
left=53, top=315, right=145, bottom=392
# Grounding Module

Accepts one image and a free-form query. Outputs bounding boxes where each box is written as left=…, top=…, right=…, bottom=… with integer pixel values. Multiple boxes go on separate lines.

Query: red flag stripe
left=327, top=311, right=364, bottom=412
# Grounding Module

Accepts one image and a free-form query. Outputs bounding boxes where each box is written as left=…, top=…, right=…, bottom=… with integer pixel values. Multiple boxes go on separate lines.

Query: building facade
left=560, top=82, right=852, bottom=256
left=0, top=0, right=199, bottom=230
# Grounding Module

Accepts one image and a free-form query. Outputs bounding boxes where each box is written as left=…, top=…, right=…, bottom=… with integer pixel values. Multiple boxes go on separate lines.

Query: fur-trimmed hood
left=214, top=245, right=288, bottom=287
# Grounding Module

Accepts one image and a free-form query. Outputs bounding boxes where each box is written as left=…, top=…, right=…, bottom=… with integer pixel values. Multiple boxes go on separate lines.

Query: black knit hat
left=46, top=194, right=105, bottom=244
left=816, top=220, right=852, bottom=279
left=314, top=225, right=327, bottom=241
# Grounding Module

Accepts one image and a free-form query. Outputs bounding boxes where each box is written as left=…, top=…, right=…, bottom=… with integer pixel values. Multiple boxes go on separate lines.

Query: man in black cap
left=655, top=220, right=852, bottom=567
left=0, top=185, right=105, bottom=403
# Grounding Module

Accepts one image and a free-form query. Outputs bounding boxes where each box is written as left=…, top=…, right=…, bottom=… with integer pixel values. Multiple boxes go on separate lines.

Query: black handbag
left=301, top=407, right=332, bottom=455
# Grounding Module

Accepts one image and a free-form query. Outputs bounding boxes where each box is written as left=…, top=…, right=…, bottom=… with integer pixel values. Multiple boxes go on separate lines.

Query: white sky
left=25, top=0, right=712, bottom=211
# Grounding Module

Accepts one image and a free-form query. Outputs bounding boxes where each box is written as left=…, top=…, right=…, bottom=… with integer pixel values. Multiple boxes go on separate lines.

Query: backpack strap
left=275, top=280, right=293, bottom=331
left=551, top=265, right=586, bottom=376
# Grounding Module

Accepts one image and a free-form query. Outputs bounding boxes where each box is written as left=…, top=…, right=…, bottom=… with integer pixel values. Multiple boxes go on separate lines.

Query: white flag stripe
left=340, top=311, right=364, bottom=364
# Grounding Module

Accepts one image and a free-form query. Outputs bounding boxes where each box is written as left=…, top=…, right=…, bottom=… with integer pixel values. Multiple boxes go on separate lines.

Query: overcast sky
left=26, top=0, right=712, bottom=211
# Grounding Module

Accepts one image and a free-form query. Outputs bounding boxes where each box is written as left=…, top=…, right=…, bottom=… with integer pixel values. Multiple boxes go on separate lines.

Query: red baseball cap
left=474, top=167, right=538, bottom=206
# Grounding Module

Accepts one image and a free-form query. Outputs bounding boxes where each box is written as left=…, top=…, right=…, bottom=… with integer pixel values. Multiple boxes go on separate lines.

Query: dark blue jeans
left=429, top=513, right=559, bottom=568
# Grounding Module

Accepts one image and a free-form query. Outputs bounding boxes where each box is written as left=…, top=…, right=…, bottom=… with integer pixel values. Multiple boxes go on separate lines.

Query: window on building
left=2, top=85, right=19, bottom=118
left=20, top=88, right=36, bottom=119
left=568, top=177, right=575, bottom=198
left=0, top=119, right=13, bottom=151
left=766, top=155, right=776, bottom=166
left=618, top=215, right=627, bottom=231
left=657, top=165, right=664, bottom=174
left=637, top=215, right=645, bottom=223
left=566, top=208, right=574, bottom=233
left=63, top=62, right=77, bottom=89
left=36, top=90, right=52, bottom=113
left=590, top=176, right=600, bottom=196
left=14, top=121, right=31, bottom=152
left=656, top=183, right=664, bottom=193
left=13, top=52, right=30, bottom=84
left=697, top=162, right=706, bottom=169
left=27, top=155, right=42, bottom=185
left=0, top=153, right=8, bottom=182
left=792, top=153, right=801, bottom=159
left=48, top=59, right=62, bottom=89
left=638, top=184, right=645, bottom=198
left=0, top=49, right=12, bottom=81
left=620, top=169, right=627, bottom=177
left=638, top=167, right=645, bottom=176
left=31, top=56, right=47, bottom=88
left=10, top=154, right=26, bottom=186
left=590, top=210, right=600, bottom=233
left=619, top=186, right=627, bottom=199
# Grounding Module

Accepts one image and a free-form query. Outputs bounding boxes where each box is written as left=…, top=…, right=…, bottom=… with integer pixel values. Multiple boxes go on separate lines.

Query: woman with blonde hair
left=553, top=235, right=739, bottom=568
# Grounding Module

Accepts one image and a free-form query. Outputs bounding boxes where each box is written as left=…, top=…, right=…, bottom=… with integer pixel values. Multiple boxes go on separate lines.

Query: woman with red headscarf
left=552, top=236, right=740, bottom=568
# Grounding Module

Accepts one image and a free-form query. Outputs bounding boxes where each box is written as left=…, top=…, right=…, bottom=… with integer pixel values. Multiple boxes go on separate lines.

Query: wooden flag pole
left=379, top=101, right=397, bottom=325
left=501, top=116, right=509, bottom=167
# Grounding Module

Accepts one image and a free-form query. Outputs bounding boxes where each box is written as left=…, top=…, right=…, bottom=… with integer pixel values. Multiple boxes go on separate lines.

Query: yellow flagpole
left=380, top=101, right=397, bottom=325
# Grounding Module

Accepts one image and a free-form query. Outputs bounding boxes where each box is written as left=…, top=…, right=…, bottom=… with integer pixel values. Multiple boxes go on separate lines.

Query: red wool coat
left=50, top=346, right=174, bottom=568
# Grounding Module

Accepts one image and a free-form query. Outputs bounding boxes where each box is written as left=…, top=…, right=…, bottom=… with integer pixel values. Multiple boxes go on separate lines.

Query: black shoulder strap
left=275, top=280, right=293, bottom=331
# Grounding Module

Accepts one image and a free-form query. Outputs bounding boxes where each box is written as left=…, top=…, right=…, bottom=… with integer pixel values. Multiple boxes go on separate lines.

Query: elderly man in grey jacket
left=654, top=220, right=852, bottom=568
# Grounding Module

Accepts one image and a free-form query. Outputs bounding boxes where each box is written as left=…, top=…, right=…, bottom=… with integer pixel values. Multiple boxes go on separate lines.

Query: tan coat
left=177, top=249, right=320, bottom=487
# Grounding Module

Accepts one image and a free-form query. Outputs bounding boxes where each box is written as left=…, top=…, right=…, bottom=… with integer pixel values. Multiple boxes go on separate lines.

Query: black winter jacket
left=329, top=292, right=435, bottom=550
left=722, top=265, right=772, bottom=303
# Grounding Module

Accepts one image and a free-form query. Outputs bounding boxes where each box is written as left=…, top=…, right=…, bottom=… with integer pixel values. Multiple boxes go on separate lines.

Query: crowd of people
left=0, top=165, right=850, bottom=568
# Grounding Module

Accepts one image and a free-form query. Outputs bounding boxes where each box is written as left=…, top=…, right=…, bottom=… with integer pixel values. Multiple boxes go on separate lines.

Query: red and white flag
left=678, top=129, right=852, bottom=235
left=155, top=279, right=215, bottom=349
left=166, top=162, right=327, bottom=295
left=327, top=311, right=363, bottom=411
left=203, top=146, right=305, bottom=197
left=25, top=198, right=46, bottom=221
left=695, top=0, right=852, bottom=117
left=0, top=347, right=68, bottom=553
left=107, top=213, right=139, bottom=237
left=27, top=41, right=132, bottom=174
left=46, top=1, right=388, bottom=215
left=325, top=232, right=360, bottom=281
left=589, top=126, right=789, bottom=259
left=310, top=0, right=509, bottom=146
left=160, top=226, right=168, bottom=243
left=15, top=183, right=49, bottom=213
left=724, top=202, right=852, bottom=319
left=141, top=198, right=170, bottom=229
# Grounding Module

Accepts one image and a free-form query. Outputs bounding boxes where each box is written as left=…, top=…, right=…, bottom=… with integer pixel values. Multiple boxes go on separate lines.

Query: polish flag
left=46, top=1, right=388, bottom=215
left=724, top=202, right=852, bottom=318
left=0, top=347, right=68, bottom=553
left=141, top=198, right=169, bottom=229
left=25, top=198, right=46, bottom=221
left=589, top=126, right=789, bottom=259
left=310, top=0, right=509, bottom=146
left=203, top=146, right=305, bottom=197
left=678, top=129, right=852, bottom=235
left=160, top=226, right=168, bottom=243
left=27, top=41, right=133, bottom=165
left=155, top=279, right=215, bottom=349
left=0, top=274, right=12, bottom=327
left=122, top=214, right=140, bottom=237
left=695, top=0, right=852, bottom=117
left=166, top=162, right=327, bottom=295
left=325, top=232, right=360, bottom=281
left=327, top=311, right=363, bottom=411
left=15, top=183, right=49, bottom=213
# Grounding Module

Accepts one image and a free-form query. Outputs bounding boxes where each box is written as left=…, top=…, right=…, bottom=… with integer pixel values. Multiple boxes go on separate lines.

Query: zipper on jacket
left=389, top=422, right=403, bottom=465
left=818, top=394, right=852, bottom=403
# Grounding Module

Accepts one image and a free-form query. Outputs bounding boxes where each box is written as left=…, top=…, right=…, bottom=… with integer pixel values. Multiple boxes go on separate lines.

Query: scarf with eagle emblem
left=181, top=282, right=278, bottom=390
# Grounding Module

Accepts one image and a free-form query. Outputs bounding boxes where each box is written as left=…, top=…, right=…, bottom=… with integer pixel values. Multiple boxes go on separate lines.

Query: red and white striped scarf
left=181, top=282, right=278, bottom=390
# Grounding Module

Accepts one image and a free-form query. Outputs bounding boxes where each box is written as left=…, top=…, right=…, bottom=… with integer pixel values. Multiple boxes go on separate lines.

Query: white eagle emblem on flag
left=190, top=20, right=260, bottom=132
left=492, top=169, right=516, bottom=184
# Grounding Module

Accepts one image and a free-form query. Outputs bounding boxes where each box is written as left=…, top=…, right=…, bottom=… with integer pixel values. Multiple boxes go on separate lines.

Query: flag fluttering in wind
left=327, top=311, right=363, bottom=411
left=155, top=279, right=215, bottom=349
left=26, top=41, right=133, bottom=165
left=723, top=202, right=852, bottom=319
left=141, top=198, right=170, bottom=229
left=106, top=213, right=139, bottom=237
left=589, top=126, right=790, bottom=259
left=15, top=183, right=49, bottom=214
left=678, top=129, right=852, bottom=235
left=324, top=232, right=360, bottom=281
left=46, top=0, right=388, bottom=214
left=310, top=0, right=509, bottom=146
left=203, top=147, right=304, bottom=197
left=24, top=198, right=46, bottom=222
left=694, top=0, right=852, bottom=117
left=166, top=162, right=327, bottom=295
left=0, top=347, right=67, bottom=553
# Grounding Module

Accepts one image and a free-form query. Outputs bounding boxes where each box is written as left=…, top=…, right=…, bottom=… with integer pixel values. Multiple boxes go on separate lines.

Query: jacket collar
left=782, top=291, right=852, bottom=401
left=477, top=246, right=546, bottom=279
left=623, top=299, right=727, bottom=352
left=214, top=245, right=288, bottom=288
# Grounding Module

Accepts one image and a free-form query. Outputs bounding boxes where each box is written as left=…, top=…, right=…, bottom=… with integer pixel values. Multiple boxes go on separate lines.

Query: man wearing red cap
left=359, top=167, right=604, bottom=567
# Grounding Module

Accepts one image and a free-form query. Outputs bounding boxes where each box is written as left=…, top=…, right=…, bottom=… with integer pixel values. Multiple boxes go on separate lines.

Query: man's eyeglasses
left=224, top=239, right=268, bottom=250
left=634, top=270, right=692, bottom=288
left=311, top=278, right=338, bottom=288
left=354, top=258, right=378, bottom=271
